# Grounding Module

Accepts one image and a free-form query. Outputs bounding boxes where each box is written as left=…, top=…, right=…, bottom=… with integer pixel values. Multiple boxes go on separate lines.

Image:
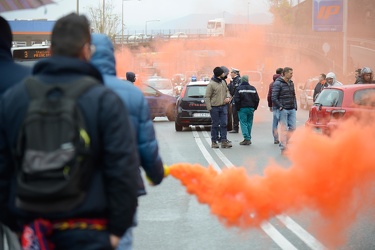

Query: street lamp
left=122, top=0, right=141, bottom=46
left=145, top=19, right=160, bottom=37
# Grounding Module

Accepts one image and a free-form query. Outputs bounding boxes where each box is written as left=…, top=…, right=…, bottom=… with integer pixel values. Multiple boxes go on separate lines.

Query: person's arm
left=271, top=81, right=282, bottom=109
left=267, top=83, right=273, bottom=109
left=138, top=95, right=164, bottom=185
left=98, top=90, right=139, bottom=237
left=204, top=84, right=213, bottom=111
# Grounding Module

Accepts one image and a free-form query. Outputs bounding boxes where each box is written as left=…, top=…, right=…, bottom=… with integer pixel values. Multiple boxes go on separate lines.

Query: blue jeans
left=272, top=107, right=279, bottom=141
left=238, top=107, right=254, bottom=141
left=279, top=109, right=296, bottom=150
left=116, top=211, right=138, bottom=250
left=210, top=105, right=228, bottom=142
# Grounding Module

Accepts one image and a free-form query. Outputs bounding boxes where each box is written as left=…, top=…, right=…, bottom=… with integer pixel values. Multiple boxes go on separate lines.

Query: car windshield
left=147, top=79, right=172, bottom=90
left=186, top=85, right=207, bottom=97
left=315, top=89, right=343, bottom=107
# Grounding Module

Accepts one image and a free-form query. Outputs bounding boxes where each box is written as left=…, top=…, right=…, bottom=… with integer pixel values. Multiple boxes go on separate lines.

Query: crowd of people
left=0, top=13, right=168, bottom=250
left=1, top=11, right=374, bottom=249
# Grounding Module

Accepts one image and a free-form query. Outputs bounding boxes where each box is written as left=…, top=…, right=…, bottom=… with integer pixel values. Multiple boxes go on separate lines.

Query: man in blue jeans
left=205, top=67, right=232, bottom=149
left=271, top=67, right=297, bottom=153
left=267, top=67, right=283, bottom=144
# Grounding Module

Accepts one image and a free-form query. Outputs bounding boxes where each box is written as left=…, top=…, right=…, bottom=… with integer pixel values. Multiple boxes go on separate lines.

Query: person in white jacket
left=326, top=72, right=343, bottom=86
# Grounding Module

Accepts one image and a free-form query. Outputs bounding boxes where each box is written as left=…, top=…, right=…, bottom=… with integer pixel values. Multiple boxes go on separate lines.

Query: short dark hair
left=51, top=13, right=91, bottom=57
left=276, top=67, right=283, bottom=74
left=283, top=67, right=293, bottom=74
left=320, top=73, right=326, bottom=79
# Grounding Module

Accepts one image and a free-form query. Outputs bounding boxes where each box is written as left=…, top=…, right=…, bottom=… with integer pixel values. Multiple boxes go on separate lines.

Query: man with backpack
left=0, top=13, right=139, bottom=249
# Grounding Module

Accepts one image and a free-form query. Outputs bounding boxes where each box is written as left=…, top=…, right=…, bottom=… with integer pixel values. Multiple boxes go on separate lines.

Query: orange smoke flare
left=169, top=117, right=375, bottom=247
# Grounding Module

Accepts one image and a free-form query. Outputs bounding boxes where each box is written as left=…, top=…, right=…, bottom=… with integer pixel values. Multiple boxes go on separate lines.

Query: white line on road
left=276, top=215, right=326, bottom=250
left=191, top=126, right=326, bottom=250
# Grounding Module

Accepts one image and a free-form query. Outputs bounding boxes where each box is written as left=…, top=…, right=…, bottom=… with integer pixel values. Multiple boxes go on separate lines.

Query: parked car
left=299, top=77, right=319, bottom=110
left=127, top=33, right=150, bottom=43
left=141, top=84, right=177, bottom=121
left=242, top=70, right=265, bottom=97
left=170, top=32, right=188, bottom=39
left=146, top=77, right=175, bottom=96
left=305, top=84, right=375, bottom=135
left=175, top=81, right=232, bottom=131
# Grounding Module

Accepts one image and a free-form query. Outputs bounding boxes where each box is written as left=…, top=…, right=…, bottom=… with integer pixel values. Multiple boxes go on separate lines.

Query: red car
left=305, top=84, right=375, bottom=134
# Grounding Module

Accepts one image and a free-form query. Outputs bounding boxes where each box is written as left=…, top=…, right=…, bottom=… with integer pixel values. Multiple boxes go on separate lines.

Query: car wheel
left=175, top=122, right=183, bottom=131
left=167, top=105, right=176, bottom=121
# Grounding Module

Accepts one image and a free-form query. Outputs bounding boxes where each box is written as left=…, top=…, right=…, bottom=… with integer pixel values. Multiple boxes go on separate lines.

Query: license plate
left=193, top=113, right=210, bottom=117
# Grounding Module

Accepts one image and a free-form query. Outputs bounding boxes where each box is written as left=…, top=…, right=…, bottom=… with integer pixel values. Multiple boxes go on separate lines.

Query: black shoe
left=274, top=140, right=280, bottom=144
left=239, top=140, right=251, bottom=145
left=229, top=130, right=238, bottom=133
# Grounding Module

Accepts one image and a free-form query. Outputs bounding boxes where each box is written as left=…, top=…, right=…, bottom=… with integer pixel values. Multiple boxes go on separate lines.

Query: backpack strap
left=24, top=76, right=100, bottom=100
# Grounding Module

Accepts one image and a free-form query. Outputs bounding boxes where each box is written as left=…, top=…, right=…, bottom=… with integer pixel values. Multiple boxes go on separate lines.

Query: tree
left=268, top=0, right=294, bottom=27
left=87, top=0, right=120, bottom=40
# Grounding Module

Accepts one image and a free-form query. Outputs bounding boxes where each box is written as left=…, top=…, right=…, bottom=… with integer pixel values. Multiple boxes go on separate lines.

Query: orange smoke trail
left=169, top=117, right=375, bottom=247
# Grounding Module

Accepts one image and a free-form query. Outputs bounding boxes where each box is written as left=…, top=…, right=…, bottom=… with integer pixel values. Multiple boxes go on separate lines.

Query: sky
left=1, top=0, right=270, bottom=29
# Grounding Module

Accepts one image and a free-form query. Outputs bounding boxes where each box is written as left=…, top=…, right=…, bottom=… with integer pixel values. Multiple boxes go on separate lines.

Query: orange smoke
left=169, top=117, right=375, bottom=247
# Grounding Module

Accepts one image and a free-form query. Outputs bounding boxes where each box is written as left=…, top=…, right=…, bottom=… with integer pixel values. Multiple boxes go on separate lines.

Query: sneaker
left=211, top=142, right=219, bottom=148
left=239, top=140, right=251, bottom=145
left=274, top=140, right=280, bottom=144
left=221, top=140, right=232, bottom=148
left=229, top=130, right=238, bottom=133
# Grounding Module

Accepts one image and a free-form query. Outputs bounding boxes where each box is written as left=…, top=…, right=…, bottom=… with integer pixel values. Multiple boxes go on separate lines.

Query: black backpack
left=15, top=77, right=98, bottom=213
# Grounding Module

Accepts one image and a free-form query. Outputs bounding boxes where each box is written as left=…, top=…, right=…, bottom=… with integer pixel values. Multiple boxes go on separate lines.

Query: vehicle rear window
left=353, top=89, right=375, bottom=107
left=186, top=85, right=207, bottom=97
left=315, top=89, right=343, bottom=107
left=147, top=79, right=172, bottom=90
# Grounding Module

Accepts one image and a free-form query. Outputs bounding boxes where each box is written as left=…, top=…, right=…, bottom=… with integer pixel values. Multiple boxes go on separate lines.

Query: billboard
left=313, top=0, right=343, bottom=32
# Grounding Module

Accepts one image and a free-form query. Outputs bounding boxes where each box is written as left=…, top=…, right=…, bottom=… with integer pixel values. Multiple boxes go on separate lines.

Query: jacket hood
left=326, top=72, right=336, bottom=80
left=90, top=34, right=116, bottom=76
left=273, top=74, right=281, bottom=81
left=33, top=56, right=103, bottom=83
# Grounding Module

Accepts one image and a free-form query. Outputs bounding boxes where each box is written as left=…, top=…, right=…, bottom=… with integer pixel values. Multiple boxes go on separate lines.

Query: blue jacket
left=0, top=43, right=32, bottom=97
left=234, top=81, right=260, bottom=110
left=271, top=77, right=298, bottom=110
left=90, top=34, right=164, bottom=195
left=0, top=56, right=139, bottom=237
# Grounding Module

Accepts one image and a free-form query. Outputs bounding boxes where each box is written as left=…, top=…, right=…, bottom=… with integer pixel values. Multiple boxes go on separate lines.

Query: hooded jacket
left=205, top=76, right=231, bottom=111
left=326, top=72, right=343, bottom=86
left=271, top=76, right=297, bottom=110
left=234, top=80, right=260, bottom=110
left=267, top=74, right=281, bottom=108
left=0, top=17, right=32, bottom=96
left=90, top=34, right=164, bottom=195
left=0, top=55, right=139, bottom=237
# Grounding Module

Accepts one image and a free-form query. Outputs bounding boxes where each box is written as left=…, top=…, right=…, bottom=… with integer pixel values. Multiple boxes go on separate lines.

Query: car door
left=142, top=84, right=165, bottom=118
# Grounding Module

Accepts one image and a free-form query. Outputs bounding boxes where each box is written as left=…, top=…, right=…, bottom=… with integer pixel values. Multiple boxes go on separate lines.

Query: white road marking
left=190, top=125, right=326, bottom=250
left=276, top=215, right=326, bottom=250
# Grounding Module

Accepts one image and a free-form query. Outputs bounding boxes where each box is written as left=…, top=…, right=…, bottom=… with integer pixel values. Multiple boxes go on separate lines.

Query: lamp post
left=145, top=19, right=160, bottom=36
left=122, top=0, right=141, bottom=46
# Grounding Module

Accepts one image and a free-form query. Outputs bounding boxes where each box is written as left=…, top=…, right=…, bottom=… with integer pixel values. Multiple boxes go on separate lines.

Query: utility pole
left=102, top=0, right=105, bottom=33
left=343, top=0, right=348, bottom=75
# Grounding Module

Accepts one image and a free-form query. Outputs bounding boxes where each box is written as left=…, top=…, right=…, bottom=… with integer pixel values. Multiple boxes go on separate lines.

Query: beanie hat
left=126, top=72, right=136, bottom=82
left=213, top=67, right=224, bottom=77
left=0, top=16, right=13, bottom=53
left=220, top=66, right=229, bottom=76
left=241, top=75, right=249, bottom=83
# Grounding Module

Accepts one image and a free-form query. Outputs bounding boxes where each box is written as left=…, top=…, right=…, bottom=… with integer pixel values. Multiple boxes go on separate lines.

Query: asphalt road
left=132, top=99, right=375, bottom=250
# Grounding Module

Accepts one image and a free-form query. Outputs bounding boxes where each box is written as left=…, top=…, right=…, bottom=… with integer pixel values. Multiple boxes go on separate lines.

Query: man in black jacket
left=234, top=75, right=260, bottom=145
left=0, top=13, right=139, bottom=249
left=271, top=67, right=297, bottom=154
left=267, top=67, right=283, bottom=144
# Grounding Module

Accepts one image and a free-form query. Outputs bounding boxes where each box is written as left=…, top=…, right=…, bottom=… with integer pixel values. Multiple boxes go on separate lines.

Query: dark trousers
left=51, top=229, right=113, bottom=250
left=210, top=105, right=228, bottom=142
left=231, top=104, right=239, bottom=131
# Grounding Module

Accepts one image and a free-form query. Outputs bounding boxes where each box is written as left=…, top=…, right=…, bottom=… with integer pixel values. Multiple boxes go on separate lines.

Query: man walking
left=227, top=67, right=241, bottom=133
left=0, top=14, right=139, bottom=249
left=267, top=67, right=283, bottom=144
left=234, top=75, right=259, bottom=145
left=271, top=67, right=297, bottom=154
left=205, top=66, right=232, bottom=149
left=90, top=33, right=166, bottom=250
left=313, top=73, right=327, bottom=102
